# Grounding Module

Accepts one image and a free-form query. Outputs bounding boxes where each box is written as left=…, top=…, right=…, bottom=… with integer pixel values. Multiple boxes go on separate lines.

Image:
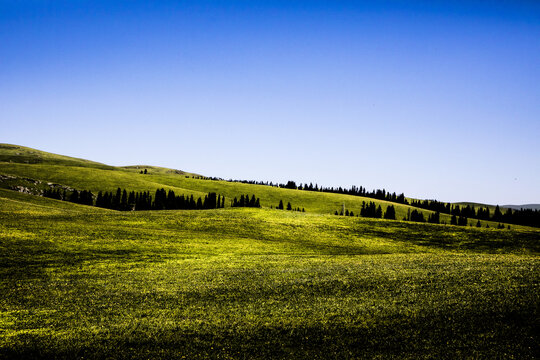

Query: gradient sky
left=1, top=0, right=539, bottom=205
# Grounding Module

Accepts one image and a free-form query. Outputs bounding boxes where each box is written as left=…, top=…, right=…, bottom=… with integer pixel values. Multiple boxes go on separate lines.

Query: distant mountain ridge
left=503, top=204, right=540, bottom=211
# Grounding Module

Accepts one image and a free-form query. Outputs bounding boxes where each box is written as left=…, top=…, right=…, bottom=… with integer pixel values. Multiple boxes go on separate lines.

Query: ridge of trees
left=231, top=194, right=261, bottom=208
left=192, top=176, right=539, bottom=228
left=44, top=187, right=231, bottom=211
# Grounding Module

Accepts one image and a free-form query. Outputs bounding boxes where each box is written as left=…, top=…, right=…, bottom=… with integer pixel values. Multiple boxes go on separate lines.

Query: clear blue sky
left=1, top=0, right=539, bottom=205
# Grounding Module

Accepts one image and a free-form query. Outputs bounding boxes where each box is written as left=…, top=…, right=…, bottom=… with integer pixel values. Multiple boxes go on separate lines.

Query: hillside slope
left=0, top=143, right=530, bottom=229
left=1, top=187, right=539, bottom=359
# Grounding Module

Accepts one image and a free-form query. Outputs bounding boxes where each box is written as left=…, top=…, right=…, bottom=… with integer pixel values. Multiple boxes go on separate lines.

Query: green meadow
left=1, top=144, right=539, bottom=358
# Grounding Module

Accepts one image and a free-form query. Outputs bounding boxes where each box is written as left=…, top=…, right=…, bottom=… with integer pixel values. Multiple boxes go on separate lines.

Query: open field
left=1, top=189, right=539, bottom=359
left=1, top=145, right=539, bottom=358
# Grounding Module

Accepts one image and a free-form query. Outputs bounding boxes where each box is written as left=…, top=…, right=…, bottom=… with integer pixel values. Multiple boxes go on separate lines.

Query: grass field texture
left=0, top=189, right=539, bottom=359
left=0, top=144, right=539, bottom=358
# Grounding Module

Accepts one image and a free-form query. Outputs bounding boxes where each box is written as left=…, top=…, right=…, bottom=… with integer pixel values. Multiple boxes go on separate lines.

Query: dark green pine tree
left=287, top=202, right=292, bottom=211
left=278, top=200, right=284, bottom=210
left=96, top=191, right=104, bottom=208
left=383, top=205, right=396, bottom=220
left=493, top=205, right=502, bottom=221
left=113, top=188, right=122, bottom=210
left=69, top=190, right=79, bottom=203
left=375, top=205, right=383, bottom=218
left=451, top=215, right=458, bottom=225
left=128, top=191, right=135, bottom=209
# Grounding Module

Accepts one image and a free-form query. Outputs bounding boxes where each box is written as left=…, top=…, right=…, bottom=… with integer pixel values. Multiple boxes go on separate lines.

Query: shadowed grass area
left=0, top=190, right=539, bottom=359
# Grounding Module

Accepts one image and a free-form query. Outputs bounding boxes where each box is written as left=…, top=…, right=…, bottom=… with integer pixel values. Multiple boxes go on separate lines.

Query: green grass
left=0, top=144, right=527, bottom=229
left=0, top=144, right=115, bottom=169
left=0, top=144, right=529, bottom=231
left=0, top=189, right=539, bottom=359
left=0, top=145, right=539, bottom=358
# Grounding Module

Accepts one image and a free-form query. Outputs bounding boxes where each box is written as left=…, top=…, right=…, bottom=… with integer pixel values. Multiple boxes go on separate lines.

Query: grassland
left=1, top=188, right=539, bottom=359
left=0, top=144, right=539, bottom=358
left=0, top=144, right=527, bottom=229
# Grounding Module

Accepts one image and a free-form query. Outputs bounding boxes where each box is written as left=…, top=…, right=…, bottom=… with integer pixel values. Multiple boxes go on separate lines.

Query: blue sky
left=1, top=0, right=539, bottom=204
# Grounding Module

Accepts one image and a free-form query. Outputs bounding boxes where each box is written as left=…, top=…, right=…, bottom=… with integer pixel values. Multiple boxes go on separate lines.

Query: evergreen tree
left=287, top=202, right=292, bottom=211
left=278, top=200, right=284, bottom=210
left=121, top=189, right=128, bottom=210
left=113, top=188, right=122, bottom=210
left=493, top=205, right=502, bottom=221
left=96, top=191, right=104, bottom=207
left=427, top=211, right=440, bottom=224
left=383, top=205, right=396, bottom=220
left=69, top=190, right=79, bottom=203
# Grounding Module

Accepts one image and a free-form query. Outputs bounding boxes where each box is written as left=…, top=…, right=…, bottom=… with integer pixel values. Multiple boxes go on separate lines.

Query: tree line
left=199, top=176, right=540, bottom=228
left=44, top=187, right=230, bottom=211
left=335, top=202, right=396, bottom=220
left=231, top=194, right=261, bottom=208
left=410, top=200, right=539, bottom=228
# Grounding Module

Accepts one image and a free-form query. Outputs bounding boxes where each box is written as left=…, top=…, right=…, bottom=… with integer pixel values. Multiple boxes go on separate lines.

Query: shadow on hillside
left=2, top=304, right=536, bottom=359
left=352, top=220, right=540, bottom=254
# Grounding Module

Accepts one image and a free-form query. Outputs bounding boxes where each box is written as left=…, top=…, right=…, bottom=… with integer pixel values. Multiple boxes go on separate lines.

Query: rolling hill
left=0, top=143, right=530, bottom=229
left=504, top=204, right=540, bottom=211
left=1, top=144, right=539, bottom=358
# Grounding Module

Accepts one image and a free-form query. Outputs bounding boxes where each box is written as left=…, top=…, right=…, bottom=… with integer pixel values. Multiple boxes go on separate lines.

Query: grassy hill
left=1, top=144, right=539, bottom=358
left=0, top=188, right=538, bottom=359
left=0, top=144, right=526, bottom=229
left=504, top=204, right=540, bottom=211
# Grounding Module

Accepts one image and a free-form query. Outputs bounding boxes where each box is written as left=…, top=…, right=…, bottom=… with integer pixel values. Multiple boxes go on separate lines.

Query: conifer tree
left=384, top=205, right=396, bottom=220
left=121, top=189, right=128, bottom=210
left=69, top=190, right=79, bottom=203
